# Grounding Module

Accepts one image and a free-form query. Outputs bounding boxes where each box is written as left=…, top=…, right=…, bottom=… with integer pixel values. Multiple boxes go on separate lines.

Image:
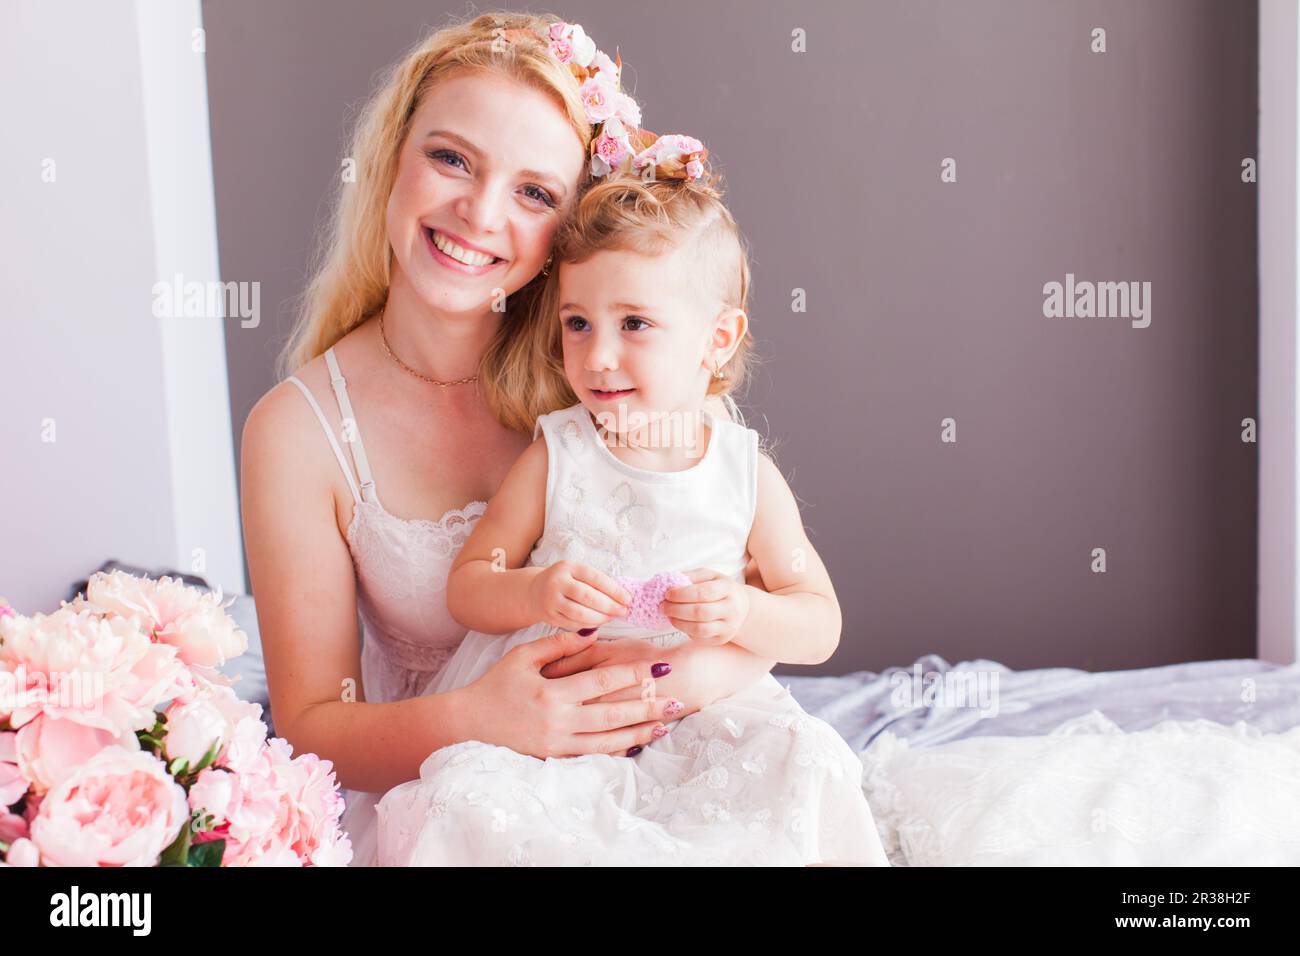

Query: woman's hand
left=661, top=567, right=751, bottom=646
left=527, top=560, right=632, bottom=632
left=461, top=629, right=678, bottom=759
left=540, top=633, right=778, bottom=718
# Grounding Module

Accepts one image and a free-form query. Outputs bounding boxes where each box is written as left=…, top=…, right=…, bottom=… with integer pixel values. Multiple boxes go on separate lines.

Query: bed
left=202, top=575, right=1300, bottom=867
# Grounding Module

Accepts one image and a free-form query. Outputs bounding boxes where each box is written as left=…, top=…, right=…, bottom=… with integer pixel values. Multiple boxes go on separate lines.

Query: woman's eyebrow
left=423, top=129, right=567, bottom=198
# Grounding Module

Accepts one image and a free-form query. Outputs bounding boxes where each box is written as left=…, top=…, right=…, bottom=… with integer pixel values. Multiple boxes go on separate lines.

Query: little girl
left=375, top=149, right=890, bottom=866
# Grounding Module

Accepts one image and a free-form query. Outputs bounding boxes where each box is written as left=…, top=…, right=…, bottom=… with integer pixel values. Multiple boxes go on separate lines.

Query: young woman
left=239, top=11, right=777, bottom=866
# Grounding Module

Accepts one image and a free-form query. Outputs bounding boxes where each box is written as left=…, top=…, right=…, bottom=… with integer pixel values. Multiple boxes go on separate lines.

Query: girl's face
left=558, top=243, right=726, bottom=428
left=386, top=70, right=586, bottom=317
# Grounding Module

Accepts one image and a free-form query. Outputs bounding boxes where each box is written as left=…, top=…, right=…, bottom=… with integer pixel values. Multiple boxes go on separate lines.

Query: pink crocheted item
left=615, top=571, right=693, bottom=629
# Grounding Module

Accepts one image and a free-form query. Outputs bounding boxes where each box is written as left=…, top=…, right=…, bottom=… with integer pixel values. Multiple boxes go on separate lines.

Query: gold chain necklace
left=378, top=313, right=479, bottom=387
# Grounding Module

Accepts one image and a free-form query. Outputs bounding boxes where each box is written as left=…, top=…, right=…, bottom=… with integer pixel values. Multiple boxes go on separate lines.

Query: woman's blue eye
left=426, top=150, right=556, bottom=209
left=523, top=184, right=557, bottom=208
left=427, top=148, right=466, bottom=170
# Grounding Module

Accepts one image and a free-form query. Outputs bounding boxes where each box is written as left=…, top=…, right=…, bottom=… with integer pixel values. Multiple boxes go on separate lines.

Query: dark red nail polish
left=625, top=745, right=643, bottom=757
left=578, top=627, right=596, bottom=636
left=651, top=662, right=671, bottom=678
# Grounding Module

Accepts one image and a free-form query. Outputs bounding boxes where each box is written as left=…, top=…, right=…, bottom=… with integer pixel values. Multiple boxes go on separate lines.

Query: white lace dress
left=374, top=403, right=891, bottom=866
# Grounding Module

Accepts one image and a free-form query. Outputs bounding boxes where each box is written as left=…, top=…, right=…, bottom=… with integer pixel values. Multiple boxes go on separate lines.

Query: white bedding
left=858, top=710, right=1300, bottom=866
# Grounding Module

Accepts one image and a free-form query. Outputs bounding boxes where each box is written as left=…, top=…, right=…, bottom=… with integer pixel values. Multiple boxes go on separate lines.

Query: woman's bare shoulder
left=240, top=352, right=354, bottom=535
left=243, top=355, right=332, bottom=451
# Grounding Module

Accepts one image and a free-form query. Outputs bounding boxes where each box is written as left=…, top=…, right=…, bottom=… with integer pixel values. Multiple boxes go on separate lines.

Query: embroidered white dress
left=375, top=403, right=891, bottom=866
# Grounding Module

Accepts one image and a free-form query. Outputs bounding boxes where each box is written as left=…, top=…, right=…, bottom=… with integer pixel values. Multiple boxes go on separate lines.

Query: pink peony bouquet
left=0, top=571, right=352, bottom=867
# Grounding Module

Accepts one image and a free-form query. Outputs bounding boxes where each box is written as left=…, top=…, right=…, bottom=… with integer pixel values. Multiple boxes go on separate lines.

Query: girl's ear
left=708, top=307, right=748, bottom=365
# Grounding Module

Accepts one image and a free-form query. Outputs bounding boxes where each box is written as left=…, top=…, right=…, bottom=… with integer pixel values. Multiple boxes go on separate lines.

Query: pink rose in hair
left=615, top=91, right=641, bottom=127
left=592, top=50, right=619, bottom=81
left=549, top=36, right=573, bottom=62
left=29, top=746, right=189, bottom=867
left=686, top=159, right=704, bottom=179
left=580, top=73, right=619, bottom=124
left=592, top=117, right=634, bottom=177
left=565, top=23, right=596, bottom=67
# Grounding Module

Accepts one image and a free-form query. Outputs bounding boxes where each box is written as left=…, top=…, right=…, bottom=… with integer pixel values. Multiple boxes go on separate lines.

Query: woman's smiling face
left=386, top=69, right=586, bottom=317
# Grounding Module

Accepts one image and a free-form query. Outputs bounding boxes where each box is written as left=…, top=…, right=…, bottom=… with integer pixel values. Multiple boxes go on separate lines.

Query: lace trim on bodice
left=346, top=497, right=487, bottom=673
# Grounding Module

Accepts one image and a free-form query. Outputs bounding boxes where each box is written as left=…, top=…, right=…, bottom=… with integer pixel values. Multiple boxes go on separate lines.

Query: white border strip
left=135, top=0, right=245, bottom=595
left=1259, top=0, right=1299, bottom=664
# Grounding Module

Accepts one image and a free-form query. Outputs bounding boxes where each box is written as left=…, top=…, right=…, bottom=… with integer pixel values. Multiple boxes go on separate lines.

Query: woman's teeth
left=430, top=229, right=497, bottom=267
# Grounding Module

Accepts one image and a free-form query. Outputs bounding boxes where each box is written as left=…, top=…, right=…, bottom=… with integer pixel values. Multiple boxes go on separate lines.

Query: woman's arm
left=240, top=384, right=479, bottom=793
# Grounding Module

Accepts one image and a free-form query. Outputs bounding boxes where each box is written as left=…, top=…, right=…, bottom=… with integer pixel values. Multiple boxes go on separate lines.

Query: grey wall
left=205, top=0, right=1258, bottom=674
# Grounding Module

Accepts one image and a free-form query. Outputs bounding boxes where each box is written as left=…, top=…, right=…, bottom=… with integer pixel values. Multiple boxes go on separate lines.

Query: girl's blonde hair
left=276, top=10, right=594, bottom=432
left=522, top=171, right=758, bottom=426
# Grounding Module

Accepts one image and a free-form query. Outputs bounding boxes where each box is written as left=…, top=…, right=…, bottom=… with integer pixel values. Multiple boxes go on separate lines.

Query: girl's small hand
left=662, top=567, right=750, bottom=646
left=528, top=560, right=633, bottom=632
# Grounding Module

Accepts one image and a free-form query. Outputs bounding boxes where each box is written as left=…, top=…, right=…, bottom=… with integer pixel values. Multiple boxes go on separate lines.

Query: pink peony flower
left=75, top=570, right=248, bottom=677
left=0, top=731, right=26, bottom=806
left=188, top=736, right=351, bottom=866
left=0, top=810, right=29, bottom=844
left=1, top=837, right=39, bottom=867
left=15, top=713, right=140, bottom=794
left=29, top=746, right=189, bottom=867
left=0, top=605, right=189, bottom=736
left=164, top=683, right=266, bottom=773
left=686, top=159, right=704, bottom=179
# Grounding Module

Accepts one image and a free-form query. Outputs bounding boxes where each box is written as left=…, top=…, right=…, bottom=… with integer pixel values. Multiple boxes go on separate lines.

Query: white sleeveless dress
left=286, top=347, right=487, bottom=867
left=374, top=402, right=891, bottom=866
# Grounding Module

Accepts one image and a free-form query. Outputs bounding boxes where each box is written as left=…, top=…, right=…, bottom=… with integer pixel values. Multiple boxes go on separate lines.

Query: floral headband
left=491, top=20, right=709, bottom=182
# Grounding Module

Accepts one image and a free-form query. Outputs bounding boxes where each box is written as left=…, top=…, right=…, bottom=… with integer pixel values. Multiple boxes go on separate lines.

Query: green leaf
left=167, top=756, right=189, bottom=776
left=191, top=739, right=223, bottom=774
left=158, top=823, right=192, bottom=867
left=187, top=839, right=225, bottom=868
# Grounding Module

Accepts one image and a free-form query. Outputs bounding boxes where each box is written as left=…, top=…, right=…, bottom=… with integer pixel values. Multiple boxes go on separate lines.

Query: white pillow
left=859, top=710, right=1300, bottom=866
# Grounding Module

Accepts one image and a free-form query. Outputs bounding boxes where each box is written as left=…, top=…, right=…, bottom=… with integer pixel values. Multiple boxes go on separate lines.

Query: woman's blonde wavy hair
left=522, top=171, right=758, bottom=426
left=276, top=10, right=595, bottom=432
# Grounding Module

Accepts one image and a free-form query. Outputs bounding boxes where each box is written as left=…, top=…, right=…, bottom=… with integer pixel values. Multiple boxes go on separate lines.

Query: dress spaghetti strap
left=285, top=376, right=363, bottom=505
left=323, top=348, right=381, bottom=506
